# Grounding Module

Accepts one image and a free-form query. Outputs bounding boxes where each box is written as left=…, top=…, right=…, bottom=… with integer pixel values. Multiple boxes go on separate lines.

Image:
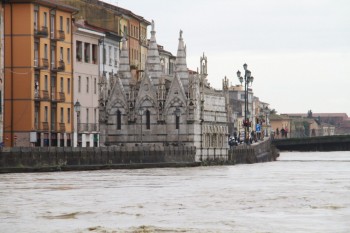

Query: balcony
left=51, top=60, right=65, bottom=72
left=58, top=30, right=65, bottom=40
left=34, top=26, right=48, bottom=38
left=59, top=92, right=65, bottom=102
left=41, top=122, right=49, bottom=131
left=57, top=60, right=65, bottom=71
left=51, top=92, right=65, bottom=103
left=77, top=123, right=99, bottom=132
left=34, top=58, right=49, bottom=70
left=79, top=123, right=89, bottom=132
left=90, top=123, right=99, bottom=131
left=59, top=123, right=66, bottom=132
left=51, top=30, right=65, bottom=41
left=41, top=58, right=49, bottom=69
left=35, top=90, right=49, bottom=101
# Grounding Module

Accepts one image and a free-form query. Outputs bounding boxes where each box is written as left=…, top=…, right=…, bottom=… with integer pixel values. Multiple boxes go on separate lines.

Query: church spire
left=119, top=36, right=132, bottom=92
left=146, top=20, right=163, bottom=87
left=175, top=30, right=189, bottom=88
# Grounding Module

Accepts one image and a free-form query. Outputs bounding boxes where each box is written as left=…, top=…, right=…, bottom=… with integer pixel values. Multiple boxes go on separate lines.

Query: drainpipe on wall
left=10, top=3, right=13, bottom=147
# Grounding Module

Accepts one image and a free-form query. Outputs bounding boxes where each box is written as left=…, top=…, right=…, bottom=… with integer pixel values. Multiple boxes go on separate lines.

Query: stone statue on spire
left=151, top=20, right=155, bottom=31
left=180, top=30, right=183, bottom=39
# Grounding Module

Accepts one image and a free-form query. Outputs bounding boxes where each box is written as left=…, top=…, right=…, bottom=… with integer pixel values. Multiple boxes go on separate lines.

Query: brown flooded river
left=1, top=151, right=350, bottom=233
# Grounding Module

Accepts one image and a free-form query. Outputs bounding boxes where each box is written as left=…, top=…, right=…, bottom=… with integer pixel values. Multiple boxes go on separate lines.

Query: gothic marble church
left=99, top=21, right=229, bottom=161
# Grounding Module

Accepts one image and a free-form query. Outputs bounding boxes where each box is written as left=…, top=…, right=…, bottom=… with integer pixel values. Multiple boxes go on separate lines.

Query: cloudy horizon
left=104, top=0, right=350, bottom=115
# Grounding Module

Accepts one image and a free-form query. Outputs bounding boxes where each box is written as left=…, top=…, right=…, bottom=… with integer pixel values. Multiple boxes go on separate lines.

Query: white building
left=99, top=31, right=122, bottom=99
left=223, top=82, right=254, bottom=139
left=73, top=20, right=104, bottom=147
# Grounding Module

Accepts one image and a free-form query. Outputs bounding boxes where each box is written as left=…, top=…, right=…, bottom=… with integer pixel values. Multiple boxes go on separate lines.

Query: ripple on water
left=41, top=211, right=95, bottom=219
left=78, top=225, right=203, bottom=233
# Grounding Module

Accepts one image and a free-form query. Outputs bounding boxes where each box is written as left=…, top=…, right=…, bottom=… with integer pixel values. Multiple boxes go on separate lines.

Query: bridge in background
left=272, top=135, right=350, bottom=151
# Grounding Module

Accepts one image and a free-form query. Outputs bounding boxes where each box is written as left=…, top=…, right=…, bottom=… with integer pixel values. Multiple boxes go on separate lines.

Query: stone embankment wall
left=0, top=145, right=197, bottom=173
left=229, top=139, right=279, bottom=164
left=0, top=140, right=278, bottom=173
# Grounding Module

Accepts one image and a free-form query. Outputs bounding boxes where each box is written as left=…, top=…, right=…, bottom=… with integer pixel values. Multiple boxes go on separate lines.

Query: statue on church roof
left=151, top=20, right=155, bottom=31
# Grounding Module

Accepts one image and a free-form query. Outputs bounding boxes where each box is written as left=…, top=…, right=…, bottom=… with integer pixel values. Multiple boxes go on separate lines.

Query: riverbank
left=0, top=162, right=201, bottom=173
left=0, top=139, right=278, bottom=173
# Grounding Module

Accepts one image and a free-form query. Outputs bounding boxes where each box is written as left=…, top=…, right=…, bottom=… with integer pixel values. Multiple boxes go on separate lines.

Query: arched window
left=117, top=110, right=121, bottom=130
left=175, top=114, right=179, bottom=130
left=146, top=110, right=150, bottom=130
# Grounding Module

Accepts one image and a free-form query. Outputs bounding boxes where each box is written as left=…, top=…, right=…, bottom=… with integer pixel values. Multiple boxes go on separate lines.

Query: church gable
left=106, top=76, right=128, bottom=112
left=164, top=73, right=187, bottom=112
left=136, top=73, right=157, bottom=109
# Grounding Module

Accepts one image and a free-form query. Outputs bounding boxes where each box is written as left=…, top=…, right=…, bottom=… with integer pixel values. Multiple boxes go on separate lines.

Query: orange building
left=60, top=0, right=150, bottom=73
left=4, top=0, right=77, bottom=147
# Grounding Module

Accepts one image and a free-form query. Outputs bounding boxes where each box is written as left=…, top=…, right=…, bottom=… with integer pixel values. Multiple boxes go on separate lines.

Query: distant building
left=269, top=114, right=292, bottom=139
left=283, top=112, right=350, bottom=135
left=222, top=79, right=254, bottom=137
left=158, top=44, right=176, bottom=76
left=319, top=123, right=335, bottom=136
left=273, top=114, right=338, bottom=138
left=3, top=0, right=77, bottom=147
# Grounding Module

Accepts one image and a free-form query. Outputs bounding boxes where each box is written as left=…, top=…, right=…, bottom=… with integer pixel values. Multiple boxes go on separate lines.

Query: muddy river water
left=1, top=151, right=349, bottom=232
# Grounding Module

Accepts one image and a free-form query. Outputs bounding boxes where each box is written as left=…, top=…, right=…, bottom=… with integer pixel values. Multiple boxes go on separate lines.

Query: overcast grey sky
left=107, top=0, right=350, bottom=115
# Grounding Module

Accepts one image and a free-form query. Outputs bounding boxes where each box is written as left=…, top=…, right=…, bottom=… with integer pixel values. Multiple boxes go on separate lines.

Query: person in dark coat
left=281, top=128, right=286, bottom=138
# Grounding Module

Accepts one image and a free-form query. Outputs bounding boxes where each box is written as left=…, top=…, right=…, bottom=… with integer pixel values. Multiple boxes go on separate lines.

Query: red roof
left=283, top=113, right=349, bottom=118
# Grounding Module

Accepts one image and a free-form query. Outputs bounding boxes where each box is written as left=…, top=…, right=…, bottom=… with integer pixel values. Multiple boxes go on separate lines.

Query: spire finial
left=179, top=30, right=183, bottom=39
left=151, top=20, right=155, bottom=31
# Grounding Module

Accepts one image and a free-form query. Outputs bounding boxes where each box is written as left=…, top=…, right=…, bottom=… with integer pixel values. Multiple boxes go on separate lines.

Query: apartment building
left=4, top=0, right=77, bottom=147
left=73, top=19, right=104, bottom=147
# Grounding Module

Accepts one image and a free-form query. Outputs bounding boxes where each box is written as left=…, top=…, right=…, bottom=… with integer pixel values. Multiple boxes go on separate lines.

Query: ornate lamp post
left=174, top=107, right=181, bottom=146
left=138, top=108, right=144, bottom=145
left=264, top=106, right=270, bottom=137
left=237, top=63, right=254, bottom=144
left=74, top=100, right=81, bottom=147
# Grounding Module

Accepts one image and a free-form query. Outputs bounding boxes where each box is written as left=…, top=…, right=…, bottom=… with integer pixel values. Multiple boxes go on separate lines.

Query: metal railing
left=42, top=122, right=49, bottom=131
left=77, top=123, right=99, bottom=132
left=59, top=123, right=66, bottom=132
left=34, top=26, right=48, bottom=37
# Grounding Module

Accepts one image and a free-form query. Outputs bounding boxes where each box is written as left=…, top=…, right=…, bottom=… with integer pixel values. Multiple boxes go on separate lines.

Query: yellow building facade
left=269, top=114, right=292, bottom=139
left=4, top=0, right=77, bottom=147
left=60, top=0, right=150, bottom=75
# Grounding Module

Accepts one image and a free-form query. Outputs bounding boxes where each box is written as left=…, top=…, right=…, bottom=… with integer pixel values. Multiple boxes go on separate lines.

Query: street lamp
left=138, top=108, right=144, bottom=145
left=264, top=106, right=270, bottom=137
left=237, top=63, right=254, bottom=144
left=74, top=100, right=81, bottom=147
left=174, top=107, right=181, bottom=146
